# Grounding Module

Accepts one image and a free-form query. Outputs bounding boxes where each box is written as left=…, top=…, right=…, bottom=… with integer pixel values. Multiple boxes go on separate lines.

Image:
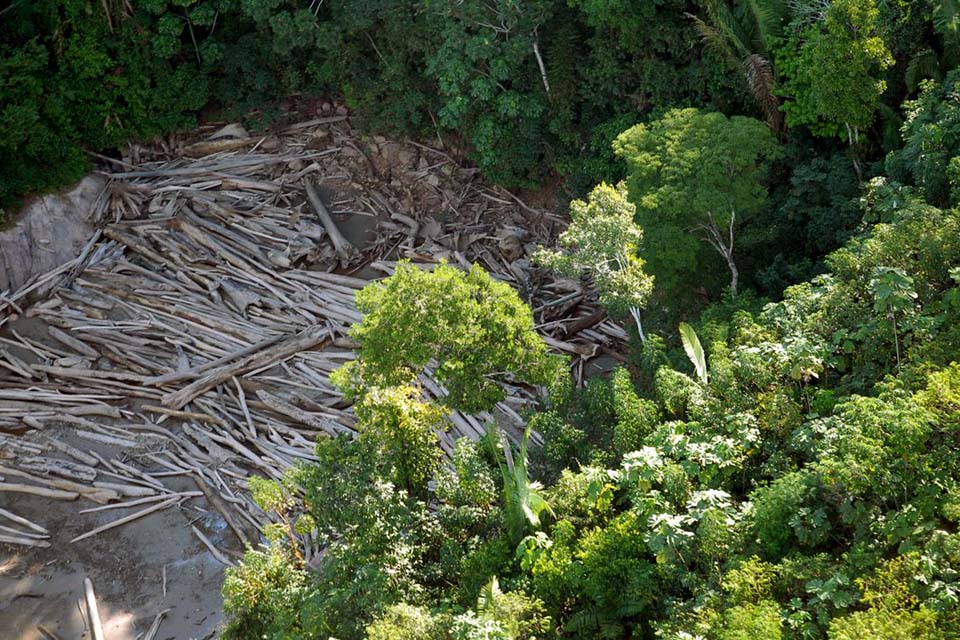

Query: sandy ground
left=0, top=437, right=231, bottom=640
left=0, top=316, right=235, bottom=640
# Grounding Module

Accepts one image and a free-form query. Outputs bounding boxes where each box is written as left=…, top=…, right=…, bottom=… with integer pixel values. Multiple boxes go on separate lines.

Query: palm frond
left=743, top=53, right=784, bottom=133
left=905, top=49, right=942, bottom=92
left=711, top=0, right=751, bottom=57
left=687, top=12, right=740, bottom=66
left=934, top=0, right=960, bottom=38
left=747, top=0, right=787, bottom=53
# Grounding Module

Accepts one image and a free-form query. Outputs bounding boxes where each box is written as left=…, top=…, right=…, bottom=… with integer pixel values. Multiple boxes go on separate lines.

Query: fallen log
left=83, top=578, right=106, bottom=640
left=71, top=497, right=180, bottom=543
left=162, top=326, right=330, bottom=409
left=0, top=533, right=51, bottom=548
left=305, top=180, right=355, bottom=265
left=0, top=482, right=78, bottom=500
left=0, top=507, right=48, bottom=534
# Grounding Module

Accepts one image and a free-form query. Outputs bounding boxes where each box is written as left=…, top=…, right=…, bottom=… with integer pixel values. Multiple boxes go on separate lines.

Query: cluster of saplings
left=221, top=86, right=960, bottom=637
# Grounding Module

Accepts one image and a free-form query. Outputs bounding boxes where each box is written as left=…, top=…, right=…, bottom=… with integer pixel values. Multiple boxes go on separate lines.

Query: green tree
left=615, top=108, right=779, bottom=298
left=775, top=0, right=893, bottom=174
left=351, top=384, right=449, bottom=497
left=887, top=71, right=960, bottom=207
left=339, top=261, right=559, bottom=414
left=869, top=266, right=918, bottom=373
left=534, top=182, right=655, bottom=341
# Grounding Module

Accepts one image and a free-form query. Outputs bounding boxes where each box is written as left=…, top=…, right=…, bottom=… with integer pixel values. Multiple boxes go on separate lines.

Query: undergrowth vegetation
left=222, top=160, right=960, bottom=637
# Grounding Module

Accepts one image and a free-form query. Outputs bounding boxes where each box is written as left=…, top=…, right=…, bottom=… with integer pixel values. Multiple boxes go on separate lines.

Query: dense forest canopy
left=5, top=0, right=960, bottom=638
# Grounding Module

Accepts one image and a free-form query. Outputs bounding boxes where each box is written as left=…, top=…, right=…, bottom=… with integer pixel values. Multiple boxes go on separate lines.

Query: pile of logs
left=0, top=112, right=629, bottom=554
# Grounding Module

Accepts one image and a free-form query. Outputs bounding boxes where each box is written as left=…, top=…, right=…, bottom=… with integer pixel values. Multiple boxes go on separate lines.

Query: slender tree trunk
left=702, top=211, right=740, bottom=297
left=630, top=306, right=646, bottom=343
left=891, top=313, right=901, bottom=373
left=846, top=123, right=864, bottom=183
left=532, top=37, right=550, bottom=96
left=724, top=253, right=739, bottom=298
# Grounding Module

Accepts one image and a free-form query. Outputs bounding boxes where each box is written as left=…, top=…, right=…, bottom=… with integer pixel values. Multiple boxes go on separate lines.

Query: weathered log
left=191, top=525, right=234, bottom=566
left=71, top=497, right=180, bottom=543
left=0, top=533, right=51, bottom=548
left=162, top=326, right=330, bottom=409
left=19, top=456, right=97, bottom=483
left=0, top=507, right=48, bottom=534
left=47, top=327, right=99, bottom=358
left=255, top=390, right=346, bottom=436
left=0, top=482, right=78, bottom=500
left=305, top=180, right=355, bottom=264
left=83, top=578, right=106, bottom=640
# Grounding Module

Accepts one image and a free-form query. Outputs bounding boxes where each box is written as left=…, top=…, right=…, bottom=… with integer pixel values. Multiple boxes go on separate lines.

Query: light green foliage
left=366, top=603, right=446, bottom=640
left=248, top=475, right=293, bottom=514
left=723, top=556, right=779, bottom=603
left=534, top=182, right=654, bottom=337
left=342, top=261, right=557, bottom=413
left=222, top=542, right=308, bottom=639
left=750, top=471, right=819, bottom=560
left=609, top=368, right=660, bottom=455
left=718, top=601, right=783, bottom=640
left=352, top=384, right=447, bottom=496
left=775, top=0, right=893, bottom=139
left=468, top=576, right=552, bottom=639
left=827, top=555, right=943, bottom=640
left=544, top=466, right=617, bottom=529
left=654, top=367, right=704, bottom=419
left=615, top=108, right=779, bottom=299
left=771, top=180, right=960, bottom=389
left=437, top=437, right=499, bottom=510
left=489, top=426, right=554, bottom=546
left=871, top=267, right=919, bottom=316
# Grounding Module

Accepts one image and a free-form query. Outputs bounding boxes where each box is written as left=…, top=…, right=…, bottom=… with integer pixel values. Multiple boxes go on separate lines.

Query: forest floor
left=0, top=104, right=625, bottom=639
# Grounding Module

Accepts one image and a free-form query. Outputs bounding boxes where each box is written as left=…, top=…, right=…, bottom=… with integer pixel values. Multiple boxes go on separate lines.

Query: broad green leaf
left=679, top=322, right=708, bottom=383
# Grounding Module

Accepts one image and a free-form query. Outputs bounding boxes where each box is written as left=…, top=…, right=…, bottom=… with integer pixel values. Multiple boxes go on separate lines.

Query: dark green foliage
left=0, top=1, right=207, bottom=208
left=615, top=107, right=779, bottom=302
left=1, top=0, right=739, bottom=209
left=751, top=150, right=862, bottom=294
left=532, top=367, right=658, bottom=476
left=888, top=71, right=960, bottom=207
